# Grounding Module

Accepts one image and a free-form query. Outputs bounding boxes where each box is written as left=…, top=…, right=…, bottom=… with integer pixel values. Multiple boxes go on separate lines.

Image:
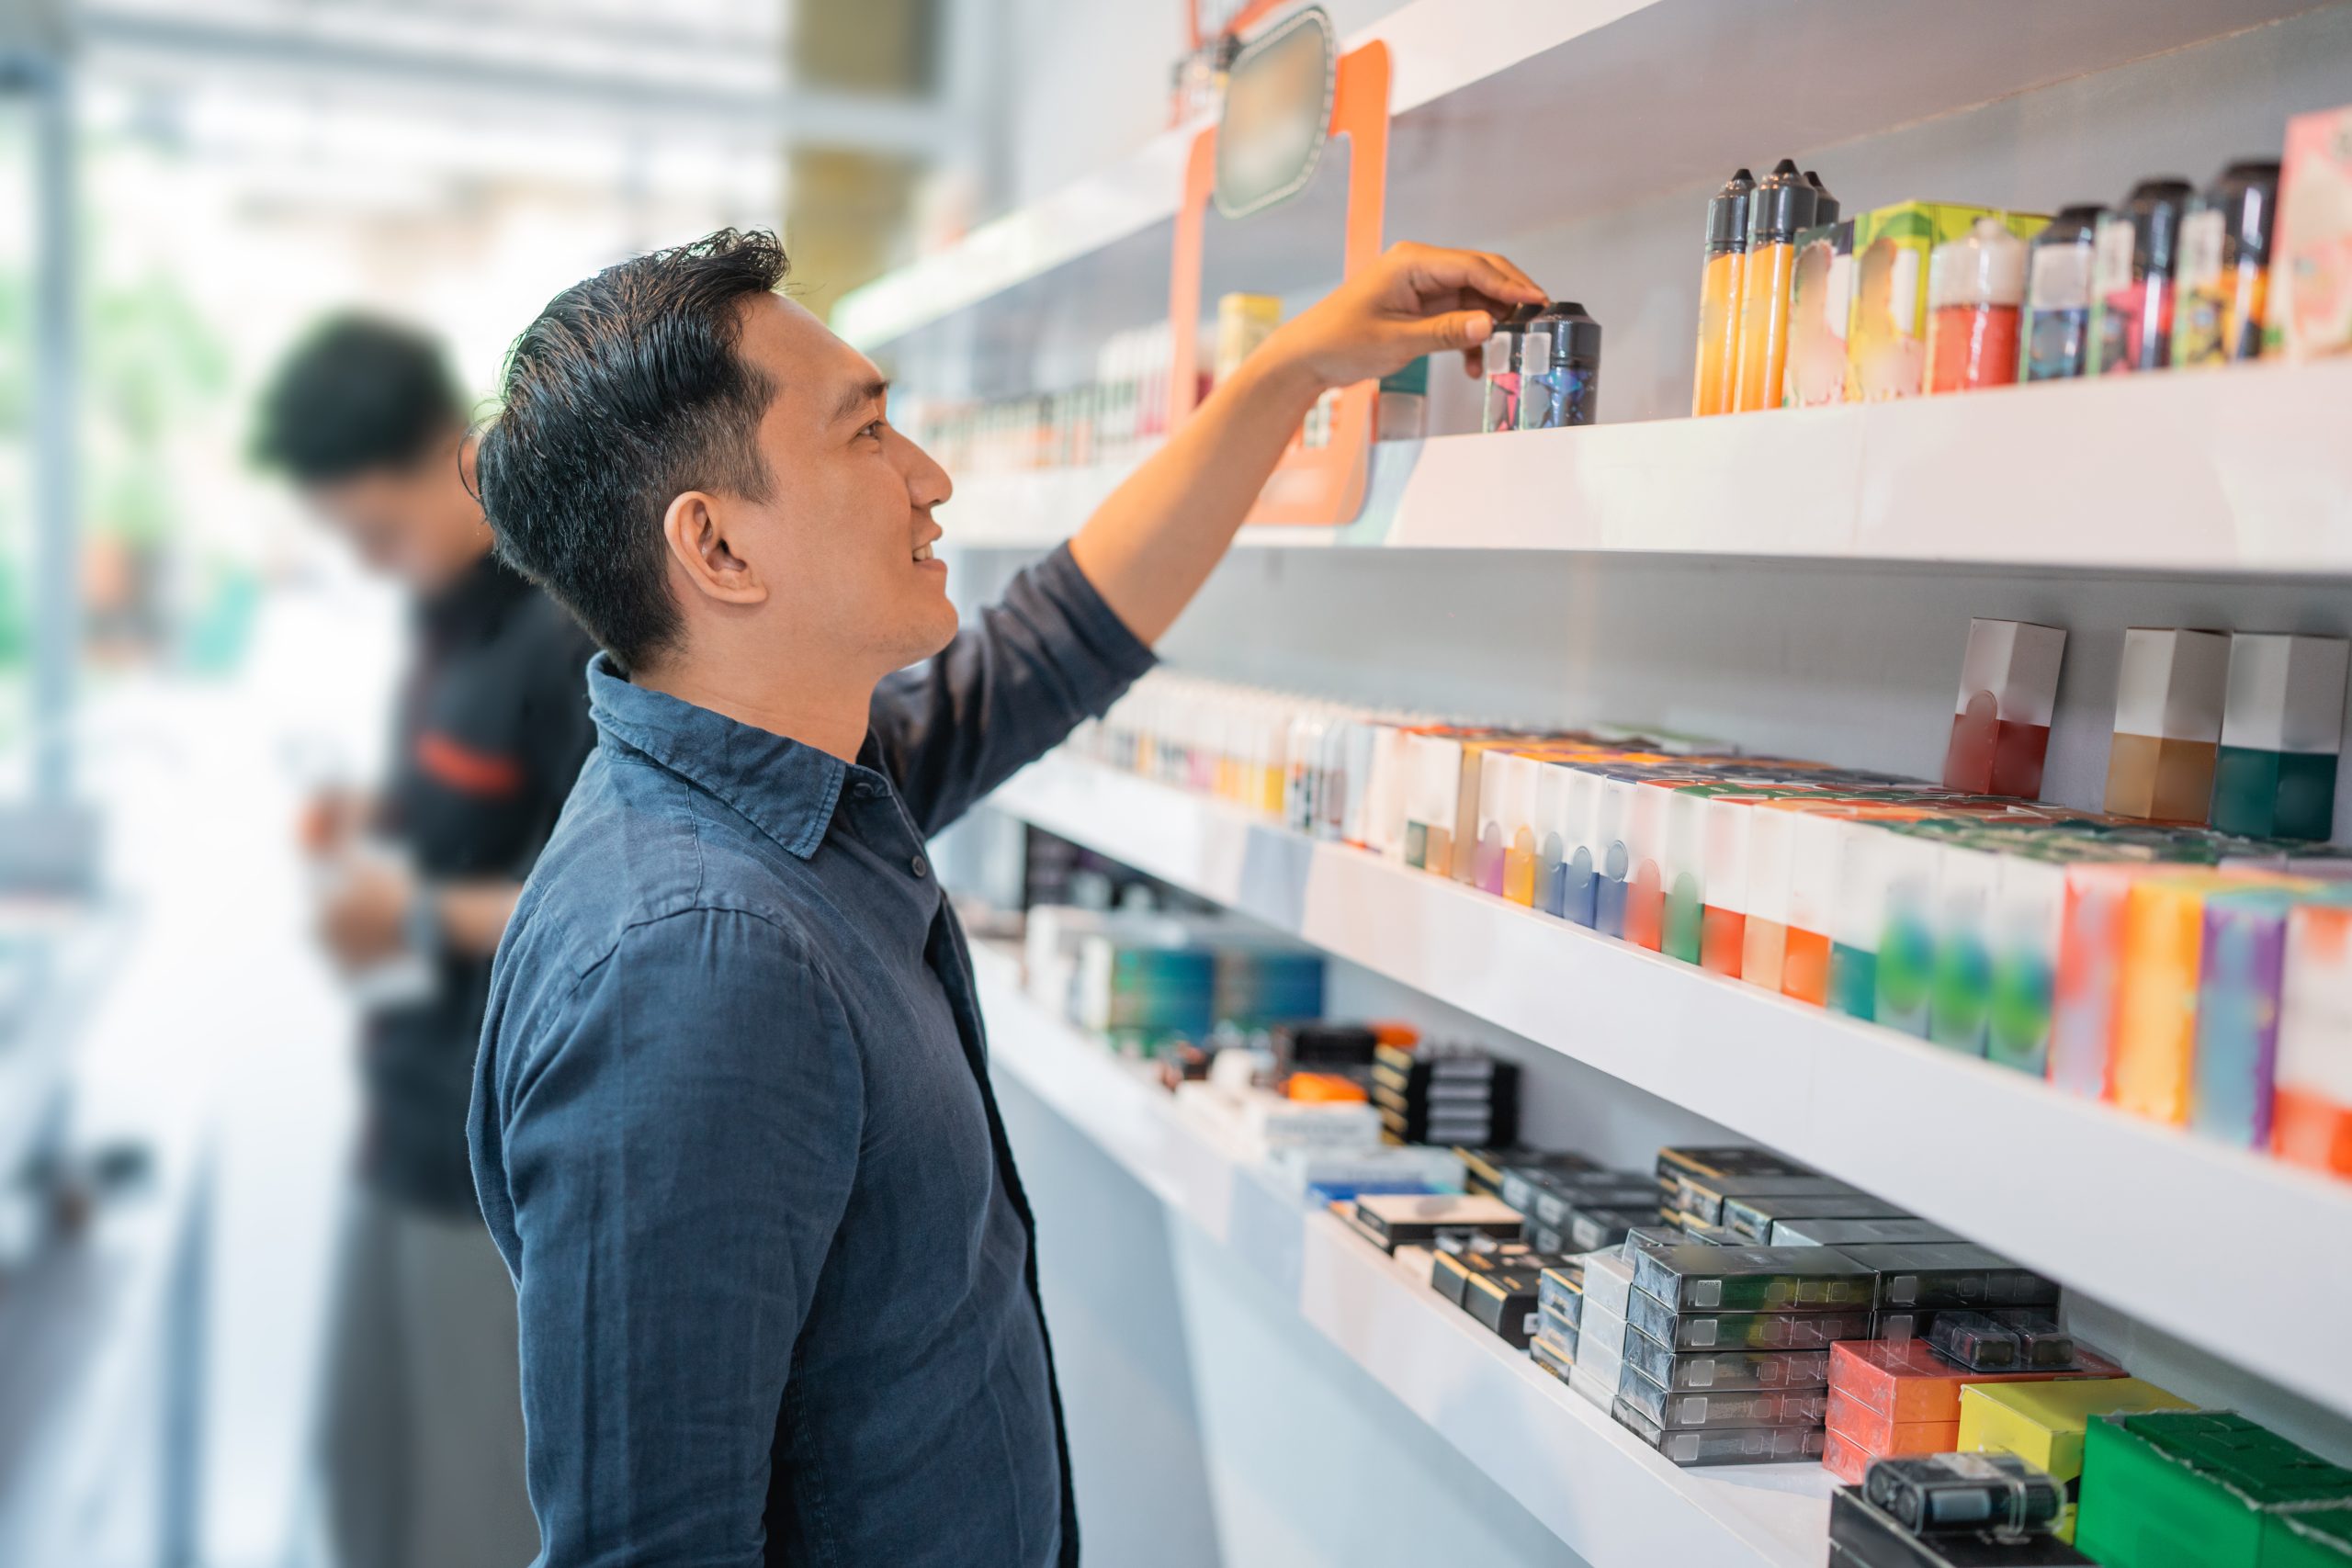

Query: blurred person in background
left=255, top=316, right=596, bottom=1568
left=470, top=230, right=1539, bottom=1564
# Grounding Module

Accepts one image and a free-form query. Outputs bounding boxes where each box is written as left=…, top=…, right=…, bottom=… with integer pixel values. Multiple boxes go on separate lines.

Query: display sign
left=1214, top=6, right=1337, bottom=220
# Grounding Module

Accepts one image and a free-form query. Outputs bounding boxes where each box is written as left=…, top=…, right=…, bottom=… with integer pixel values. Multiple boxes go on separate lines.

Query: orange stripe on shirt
left=416, top=731, right=525, bottom=798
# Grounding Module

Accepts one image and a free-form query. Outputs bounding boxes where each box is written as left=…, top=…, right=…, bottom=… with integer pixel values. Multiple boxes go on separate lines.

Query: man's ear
left=662, top=491, right=769, bottom=607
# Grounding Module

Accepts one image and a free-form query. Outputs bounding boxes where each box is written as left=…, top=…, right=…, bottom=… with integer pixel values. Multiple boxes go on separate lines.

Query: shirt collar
left=585, top=651, right=846, bottom=860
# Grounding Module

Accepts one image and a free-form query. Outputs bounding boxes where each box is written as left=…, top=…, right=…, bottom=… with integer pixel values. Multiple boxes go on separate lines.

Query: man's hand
left=319, top=857, right=415, bottom=969
left=298, top=787, right=369, bottom=861
left=1259, top=242, right=1546, bottom=393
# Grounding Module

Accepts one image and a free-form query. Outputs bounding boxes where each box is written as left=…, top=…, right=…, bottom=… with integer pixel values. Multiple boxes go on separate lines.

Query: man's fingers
left=1399, top=245, right=1544, bottom=310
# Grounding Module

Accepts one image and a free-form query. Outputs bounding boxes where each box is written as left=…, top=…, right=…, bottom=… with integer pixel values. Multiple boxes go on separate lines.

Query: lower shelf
left=985, top=755, right=2352, bottom=1420
left=975, top=942, right=1834, bottom=1568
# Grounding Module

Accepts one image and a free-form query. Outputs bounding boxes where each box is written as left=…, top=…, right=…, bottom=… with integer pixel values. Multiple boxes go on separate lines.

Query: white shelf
left=987, top=756, right=2352, bottom=1417
left=836, top=0, right=2324, bottom=359
left=974, top=942, right=1834, bottom=1568
left=937, top=357, right=2352, bottom=574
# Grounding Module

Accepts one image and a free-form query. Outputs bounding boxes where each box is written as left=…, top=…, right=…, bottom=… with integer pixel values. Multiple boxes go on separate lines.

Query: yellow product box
left=1958, top=1376, right=2193, bottom=1541
left=1846, top=202, right=2049, bottom=400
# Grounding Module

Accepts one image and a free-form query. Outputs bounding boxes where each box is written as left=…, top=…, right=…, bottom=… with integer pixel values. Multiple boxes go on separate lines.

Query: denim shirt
left=469, top=545, right=1153, bottom=1567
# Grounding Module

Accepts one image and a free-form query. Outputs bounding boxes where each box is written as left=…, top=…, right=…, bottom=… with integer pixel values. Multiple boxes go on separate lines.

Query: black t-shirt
left=368, top=553, right=597, bottom=1214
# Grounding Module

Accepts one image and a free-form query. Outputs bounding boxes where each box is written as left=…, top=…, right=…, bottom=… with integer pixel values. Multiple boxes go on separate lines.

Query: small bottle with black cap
left=1480, top=302, right=1543, bottom=434
left=1516, top=301, right=1603, bottom=430
left=2089, top=175, right=2195, bottom=373
left=1732, top=159, right=1821, bottom=412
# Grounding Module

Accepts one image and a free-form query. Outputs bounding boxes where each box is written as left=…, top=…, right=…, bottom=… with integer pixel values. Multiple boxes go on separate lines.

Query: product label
left=2177, top=209, right=2225, bottom=291
left=2028, top=243, right=2092, bottom=311
left=2093, top=219, right=2138, bottom=294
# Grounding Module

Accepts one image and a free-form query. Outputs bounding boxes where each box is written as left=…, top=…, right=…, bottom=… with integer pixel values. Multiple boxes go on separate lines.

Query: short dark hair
left=254, top=314, right=466, bottom=484
left=476, top=228, right=788, bottom=674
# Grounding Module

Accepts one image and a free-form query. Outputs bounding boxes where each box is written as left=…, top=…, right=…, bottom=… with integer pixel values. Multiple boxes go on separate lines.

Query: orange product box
left=1823, top=1423, right=1874, bottom=1485
left=2111, top=871, right=2312, bottom=1122
left=1827, top=1386, right=1961, bottom=1457
left=2276, top=899, right=2352, bottom=1177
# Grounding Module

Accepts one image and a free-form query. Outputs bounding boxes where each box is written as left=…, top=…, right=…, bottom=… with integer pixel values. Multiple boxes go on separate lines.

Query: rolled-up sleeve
left=868, top=541, right=1156, bottom=837
left=482, top=909, right=862, bottom=1567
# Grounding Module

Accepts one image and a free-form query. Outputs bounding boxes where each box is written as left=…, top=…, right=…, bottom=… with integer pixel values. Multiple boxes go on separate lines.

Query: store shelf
left=975, top=942, right=1834, bottom=1568
left=837, top=0, right=2326, bottom=359
left=987, top=756, right=2352, bottom=1416
left=938, top=357, right=2352, bottom=573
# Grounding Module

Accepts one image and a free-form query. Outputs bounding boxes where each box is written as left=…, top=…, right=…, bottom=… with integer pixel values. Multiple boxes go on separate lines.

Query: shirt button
left=854, top=780, right=881, bottom=799
left=909, top=853, right=929, bottom=878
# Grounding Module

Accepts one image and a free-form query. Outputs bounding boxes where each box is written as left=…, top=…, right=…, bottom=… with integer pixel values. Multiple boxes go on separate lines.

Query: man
left=255, top=316, right=596, bottom=1568
left=471, top=229, right=1540, bottom=1565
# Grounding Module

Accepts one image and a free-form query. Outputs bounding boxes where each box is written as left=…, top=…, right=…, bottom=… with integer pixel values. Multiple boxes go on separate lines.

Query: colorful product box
left=1786, top=218, right=1856, bottom=407
left=2106, top=628, right=2233, bottom=825
left=2192, top=887, right=2352, bottom=1147
left=2275, top=899, right=2352, bottom=1177
left=1957, top=1378, right=2192, bottom=1541
left=2111, top=872, right=2309, bottom=1123
left=2264, top=1507, right=2352, bottom=1568
left=2211, top=633, right=2348, bottom=841
left=1701, top=795, right=1756, bottom=977
left=2075, top=1410, right=2352, bottom=1568
left=1945, top=619, right=2067, bottom=800
left=1830, top=1337, right=2123, bottom=1432
left=1849, top=202, right=2009, bottom=400
left=2265, top=102, right=2352, bottom=361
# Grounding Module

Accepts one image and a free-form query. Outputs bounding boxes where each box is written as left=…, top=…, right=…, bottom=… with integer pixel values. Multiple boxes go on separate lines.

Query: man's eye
left=858, top=419, right=887, bottom=442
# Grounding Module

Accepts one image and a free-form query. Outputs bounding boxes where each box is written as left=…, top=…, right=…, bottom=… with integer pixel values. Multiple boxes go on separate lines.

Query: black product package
left=1614, top=1364, right=1832, bottom=1430
left=1629, top=1242, right=1878, bottom=1312
left=1724, top=1191, right=1917, bottom=1238
left=1619, top=1329, right=1833, bottom=1393
left=1676, top=1174, right=1862, bottom=1226
left=1626, top=1288, right=1874, bottom=1352
left=1611, top=1398, right=1828, bottom=1466
left=1348, top=1192, right=1522, bottom=1253
left=1863, top=1453, right=2064, bottom=1536
left=1531, top=1330, right=1576, bottom=1384
left=1770, top=1216, right=1963, bottom=1247
left=1829, top=1488, right=2092, bottom=1567
left=1537, top=1260, right=1584, bottom=1329
left=1568, top=1205, right=1665, bottom=1253
left=1532, top=1174, right=1661, bottom=1229
left=1840, top=1244, right=2061, bottom=1310
left=1495, top=1154, right=1603, bottom=1215
left=1656, top=1145, right=1812, bottom=1201
left=1431, top=1247, right=1518, bottom=1310
left=1928, top=1311, right=2031, bottom=1372
left=1464, top=1265, right=1548, bottom=1348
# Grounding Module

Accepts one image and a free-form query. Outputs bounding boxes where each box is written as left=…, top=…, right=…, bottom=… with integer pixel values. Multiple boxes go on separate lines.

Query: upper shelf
left=986, top=755, right=2352, bottom=1420
left=939, top=357, right=2352, bottom=575
left=834, top=0, right=2331, bottom=357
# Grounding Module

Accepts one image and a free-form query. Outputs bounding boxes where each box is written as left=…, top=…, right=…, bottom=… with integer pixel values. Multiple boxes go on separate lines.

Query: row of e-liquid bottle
left=2019, top=163, right=2279, bottom=381
left=1690, top=159, right=1838, bottom=415
left=1479, top=300, right=1604, bottom=433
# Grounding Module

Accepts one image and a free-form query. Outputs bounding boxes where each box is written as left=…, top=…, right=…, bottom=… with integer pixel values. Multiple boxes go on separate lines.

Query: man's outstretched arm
left=1068, top=242, right=1542, bottom=644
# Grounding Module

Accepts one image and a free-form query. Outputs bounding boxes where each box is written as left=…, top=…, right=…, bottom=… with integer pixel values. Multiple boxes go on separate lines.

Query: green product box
left=2076, top=1412, right=2352, bottom=1568
left=2266, top=1506, right=2352, bottom=1568
left=1846, top=202, right=2050, bottom=401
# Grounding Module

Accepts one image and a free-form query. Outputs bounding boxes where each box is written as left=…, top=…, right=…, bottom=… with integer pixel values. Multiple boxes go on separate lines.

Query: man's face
left=304, top=439, right=487, bottom=595
left=723, top=295, right=956, bottom=675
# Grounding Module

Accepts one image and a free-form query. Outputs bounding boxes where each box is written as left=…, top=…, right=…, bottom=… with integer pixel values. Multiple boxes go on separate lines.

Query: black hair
left=475, top=228, right=788, bottom=674
left=254, top=313, right=466, bottom=484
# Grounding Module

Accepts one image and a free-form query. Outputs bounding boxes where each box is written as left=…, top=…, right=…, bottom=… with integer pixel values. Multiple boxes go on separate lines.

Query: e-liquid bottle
left=2088, top=176, right=2194, bottom=374
left=1481, top=303, right=1540, bottom=434
left=2173, top=159, right=2281, bottom=367
left=1732, top=160, right=1819, bottom=412
left=1690, top=168, right=1753, bottom=418
left=1804, top=170, right=1839, bottom=225
left=2020, top=205, right=2103, bottom=381
left=1518, top=301, right=1603, bottom=430
left=1925, top=216, right=2028, bottom=394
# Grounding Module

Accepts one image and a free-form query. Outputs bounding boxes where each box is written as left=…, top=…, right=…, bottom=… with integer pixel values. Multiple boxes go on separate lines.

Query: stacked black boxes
left=1374, top=1042, right=1519, bottom=1148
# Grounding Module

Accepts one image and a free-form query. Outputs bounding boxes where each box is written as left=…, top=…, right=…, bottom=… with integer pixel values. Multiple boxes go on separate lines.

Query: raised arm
left=477, top=910, right=861, bottom=1566
left=1067, top=242, right=1542, bottom=644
